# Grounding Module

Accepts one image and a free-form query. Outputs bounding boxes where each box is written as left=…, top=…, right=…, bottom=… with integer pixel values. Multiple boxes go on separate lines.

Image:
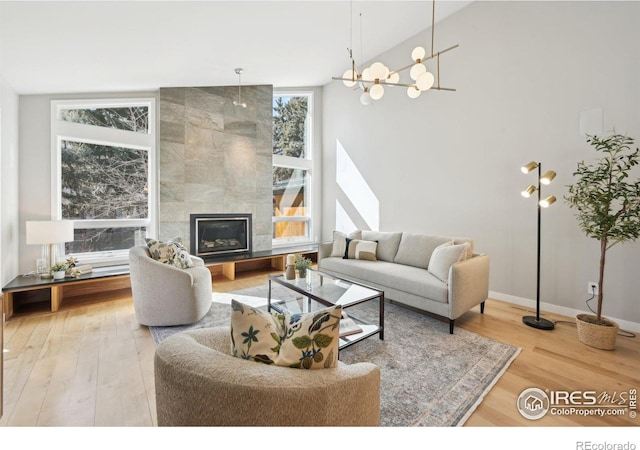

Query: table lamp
left=26, top=220, right=74, bottom=278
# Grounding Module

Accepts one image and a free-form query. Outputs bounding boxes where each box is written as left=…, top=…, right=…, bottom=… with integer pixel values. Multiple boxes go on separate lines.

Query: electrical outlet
left=588, top=282, right=599, bottom=295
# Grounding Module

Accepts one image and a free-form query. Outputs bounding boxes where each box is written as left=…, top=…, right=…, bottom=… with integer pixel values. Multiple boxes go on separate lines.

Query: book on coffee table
left=339, top=311, right=363, bottom=337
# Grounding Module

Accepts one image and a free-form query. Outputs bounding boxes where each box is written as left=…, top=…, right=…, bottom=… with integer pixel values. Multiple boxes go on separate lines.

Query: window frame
left=50, top=98, right=157, bottom=266
left=272, top=90, right=316, bottom=247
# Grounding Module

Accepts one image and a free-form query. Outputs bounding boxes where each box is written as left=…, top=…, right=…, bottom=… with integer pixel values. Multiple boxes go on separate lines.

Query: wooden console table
left=2, top=245, right=318, bottom=319
left=2, top=266, right=130, bottom=319
left=202, top=244, right=318, bottom=281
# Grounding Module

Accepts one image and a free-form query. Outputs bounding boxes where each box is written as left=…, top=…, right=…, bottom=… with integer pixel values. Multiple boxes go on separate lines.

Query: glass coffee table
left=268, top=268, right=384, bottom=350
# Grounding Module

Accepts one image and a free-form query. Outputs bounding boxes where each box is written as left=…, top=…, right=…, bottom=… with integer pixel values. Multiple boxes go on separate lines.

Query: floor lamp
left=520, top=161, right=556, bottom=330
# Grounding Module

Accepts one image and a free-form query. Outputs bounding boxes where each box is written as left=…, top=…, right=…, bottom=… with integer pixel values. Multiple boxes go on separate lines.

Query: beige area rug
left=149, top=285, right=521, bottom=426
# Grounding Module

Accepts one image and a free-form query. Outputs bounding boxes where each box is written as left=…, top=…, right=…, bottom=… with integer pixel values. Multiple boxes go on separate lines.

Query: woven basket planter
left=576, top=314, right=619, bottom=350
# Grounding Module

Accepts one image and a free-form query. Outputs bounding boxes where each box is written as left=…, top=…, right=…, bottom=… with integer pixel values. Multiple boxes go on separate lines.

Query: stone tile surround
left=159, top=85, right=274, bottom=252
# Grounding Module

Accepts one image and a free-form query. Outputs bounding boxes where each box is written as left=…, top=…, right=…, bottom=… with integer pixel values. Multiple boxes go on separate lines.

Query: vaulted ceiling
left=0, top=1, right=472, bottom=94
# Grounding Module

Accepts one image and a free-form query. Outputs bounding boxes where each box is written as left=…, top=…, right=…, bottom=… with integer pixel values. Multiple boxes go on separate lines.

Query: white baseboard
left=489, top=291, right=640, bottom=333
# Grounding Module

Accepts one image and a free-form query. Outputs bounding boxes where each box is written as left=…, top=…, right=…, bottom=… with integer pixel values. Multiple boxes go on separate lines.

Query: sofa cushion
left=230, top=299, right=342, bottom=370
left=330, top=230, right=362, bottom=258
left=360, top=231, right=402, bottom=262
left=393, top=233, right=453, bottom=269
left=320, top=257, right=448, bottom=304
left=145, top=237, right=195, bottom=269
left=345, top=239, right=378, bottom=261
left=428, top=242, right=471, bottom=283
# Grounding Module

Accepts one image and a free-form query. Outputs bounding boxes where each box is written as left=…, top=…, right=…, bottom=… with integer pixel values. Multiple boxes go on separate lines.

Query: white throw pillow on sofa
left=428, top=242, right=470, bottom=283
left=330, top=230, right=362, bottom=258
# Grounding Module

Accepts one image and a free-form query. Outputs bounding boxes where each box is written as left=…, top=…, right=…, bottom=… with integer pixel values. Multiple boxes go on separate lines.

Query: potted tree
left=565, top=133, right=640, bottom=350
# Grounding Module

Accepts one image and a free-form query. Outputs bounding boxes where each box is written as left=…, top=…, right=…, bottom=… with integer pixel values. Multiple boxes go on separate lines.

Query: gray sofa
left=318, top=231, right=489, bottom=334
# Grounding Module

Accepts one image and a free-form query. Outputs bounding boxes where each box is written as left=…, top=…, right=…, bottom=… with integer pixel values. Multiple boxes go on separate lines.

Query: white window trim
left=50, top=98, right=157, bottom=266
left=272, top=90, right=317, bottom=247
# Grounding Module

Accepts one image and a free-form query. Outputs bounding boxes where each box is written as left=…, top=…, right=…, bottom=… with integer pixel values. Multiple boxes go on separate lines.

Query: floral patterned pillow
left=145, top=237, right=194, bottom=269
left=230, top=299, right=342, bottom=370
left=278, top=304, right=342, bottom=369
left=230, top=299, right=285, bottom=364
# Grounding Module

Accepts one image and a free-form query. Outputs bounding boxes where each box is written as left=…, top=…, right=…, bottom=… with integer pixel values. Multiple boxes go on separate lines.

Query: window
left=51, top=98, right=156, bottom=266
left=272, top=93, right=313, bottom=245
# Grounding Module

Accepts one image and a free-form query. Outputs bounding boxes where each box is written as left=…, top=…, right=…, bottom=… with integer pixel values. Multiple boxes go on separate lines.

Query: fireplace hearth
left=190, top=214, right=252, bottom=258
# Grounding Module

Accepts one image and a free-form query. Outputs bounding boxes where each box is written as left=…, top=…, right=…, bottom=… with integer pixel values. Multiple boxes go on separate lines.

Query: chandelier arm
left=332, top=76, right=368, bottom=83
left=387, top=44, right=459, bottom=77
left=382, top=82, right=419, bottom=88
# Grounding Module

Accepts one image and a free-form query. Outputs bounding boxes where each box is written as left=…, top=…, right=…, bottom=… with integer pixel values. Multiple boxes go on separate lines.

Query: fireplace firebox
left=190, top=213, right=252, bottom=258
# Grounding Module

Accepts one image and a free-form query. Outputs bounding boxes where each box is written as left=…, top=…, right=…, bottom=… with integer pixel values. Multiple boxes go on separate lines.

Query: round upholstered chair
left=154, top=327, right=381, bottom=426
left=129, top=245, right=212, bottom=326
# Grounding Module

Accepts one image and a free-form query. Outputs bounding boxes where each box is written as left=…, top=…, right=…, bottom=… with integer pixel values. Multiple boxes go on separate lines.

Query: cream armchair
left=154, top=327, right=381, bottom=426
left=128, top=245, right=212, bottom=326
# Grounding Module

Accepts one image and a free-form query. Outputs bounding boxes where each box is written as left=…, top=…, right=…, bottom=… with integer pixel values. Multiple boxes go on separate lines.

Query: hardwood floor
left=1, top=268, right=639, bottom=427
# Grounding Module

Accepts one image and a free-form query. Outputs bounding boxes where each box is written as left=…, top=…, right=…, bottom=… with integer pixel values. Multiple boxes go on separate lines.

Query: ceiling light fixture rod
left=233, top=67, right=247, bottom=108
left=431, top=0, right=435, bottom=57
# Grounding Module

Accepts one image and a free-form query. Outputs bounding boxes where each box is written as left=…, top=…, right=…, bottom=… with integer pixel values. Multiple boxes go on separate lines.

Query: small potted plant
left=294, top=255, right=312, bottom=278
left=565, top=132, right=640, bottom=350
left=51, top=262, right=69, bottom=280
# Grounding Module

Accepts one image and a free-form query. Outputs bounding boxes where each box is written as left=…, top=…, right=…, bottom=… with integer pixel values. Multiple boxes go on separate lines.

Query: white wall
left=322, top=1, right=640, bottom=328
left=0, top=77, right=19, bottom=286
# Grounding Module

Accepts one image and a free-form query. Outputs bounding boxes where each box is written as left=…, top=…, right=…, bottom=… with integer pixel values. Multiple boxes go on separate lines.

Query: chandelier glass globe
left=411, top=46, right=426, bottom=61
left=407, top=86, right=421, bottom=99
left=342, top=69, right=357, bottom=87
left=416, top=71, right=435, bottom=91
left=410, top=63, right=427, bottom=81
left=370, top=84, right=385, bottom=100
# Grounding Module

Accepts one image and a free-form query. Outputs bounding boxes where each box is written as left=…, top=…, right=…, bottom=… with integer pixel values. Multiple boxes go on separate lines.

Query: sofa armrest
left=448, top=253, right=490, bottom=320
left=191, top=255, right=205, bottom=267
left=318, top=242, right=334, bottom=265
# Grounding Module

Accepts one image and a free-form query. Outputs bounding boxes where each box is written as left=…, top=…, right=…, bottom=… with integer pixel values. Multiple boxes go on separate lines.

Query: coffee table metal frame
left=267, top=268, right=384, bottom=350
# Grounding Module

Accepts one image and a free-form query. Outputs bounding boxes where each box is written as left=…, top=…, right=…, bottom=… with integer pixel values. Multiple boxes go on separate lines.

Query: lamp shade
left=26, top=220, right=74, bottom=244
left=540, top=170, right=556, bottom=185
left=521, top=185, right=536, bottom=198
left=521, top=161, right=538, bottom=174
left=539, top=195, right=557, bottom=208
